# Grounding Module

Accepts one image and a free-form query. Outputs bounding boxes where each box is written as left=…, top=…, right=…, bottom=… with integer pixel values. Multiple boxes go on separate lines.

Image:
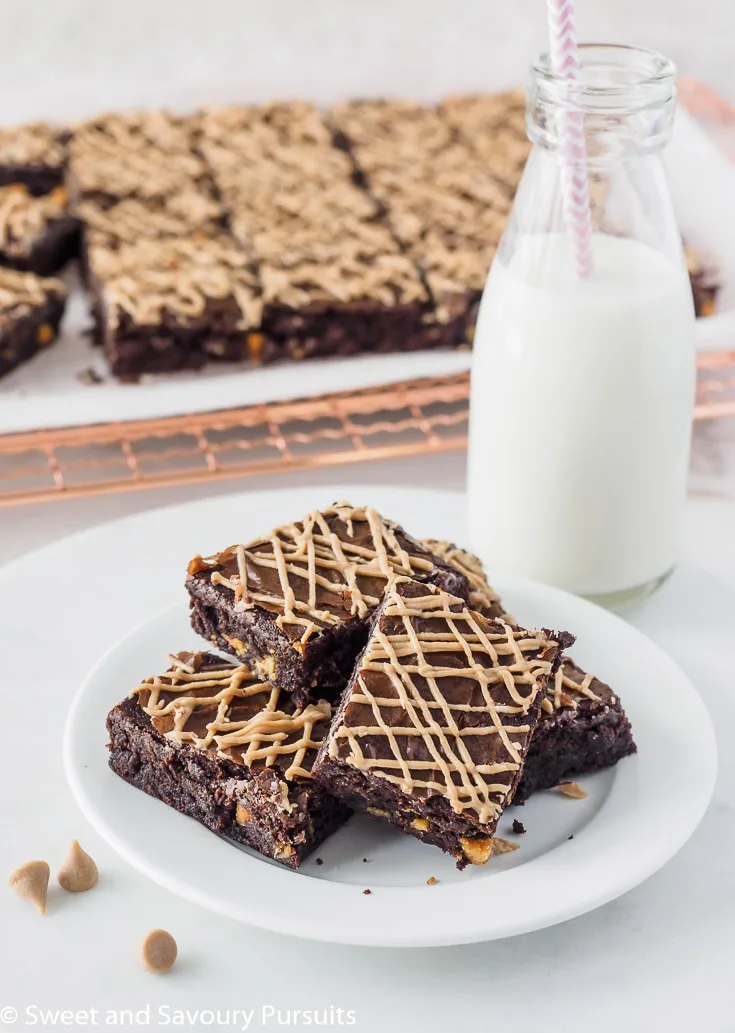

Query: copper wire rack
left=1, top=78, right=734, bottom=509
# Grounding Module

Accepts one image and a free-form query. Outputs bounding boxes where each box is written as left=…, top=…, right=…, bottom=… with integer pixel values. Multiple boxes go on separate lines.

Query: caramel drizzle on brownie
left=329, top=578, right=558, bottom=826
left=89, top=235, right=263, bottom=329
left=0, top=184, right=68, bottom=252
left=133, top=652, right=330, bottom=781
left=543, top=662, right=600, bottom=714
left=0, top=266, right=65, bottom=320
left=189, top=502, right=441, bottom=644
left=0, top=122, right=66, bottom=167
left=422, top=539, right=505, bottom=619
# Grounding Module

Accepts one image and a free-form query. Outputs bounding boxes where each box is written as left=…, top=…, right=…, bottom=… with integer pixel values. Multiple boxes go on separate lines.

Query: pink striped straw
left=546, top=0, right=594, bottom=278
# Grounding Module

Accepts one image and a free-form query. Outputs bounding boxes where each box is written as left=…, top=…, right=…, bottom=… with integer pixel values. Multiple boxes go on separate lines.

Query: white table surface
left=1, top=418, right=734, bottom=1033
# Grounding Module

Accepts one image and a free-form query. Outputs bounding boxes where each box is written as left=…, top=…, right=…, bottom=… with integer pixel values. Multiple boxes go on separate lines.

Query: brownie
left=428, top=541, right=637, bottom=799
left=86, top=234, right=269, bottom=379
left=0, top=122, right=67, bottom=195
left=67, top=110, right=205, bottom=208
left=0, top=267, right=67, bottom=378
left=328, top=97, right=520, bottom=348
left=685, top=245, right=720, bottom=318
left=313, top=576, right=571, bottom=868
left=514, top=659, right=637, bottom=802
left=186, top=502, right=470, bottom=707
left=0, top=184, right=79, bottom=276
left=199, top=104, right=438, bottom=360
left=106, top=651, right=352, bottom=868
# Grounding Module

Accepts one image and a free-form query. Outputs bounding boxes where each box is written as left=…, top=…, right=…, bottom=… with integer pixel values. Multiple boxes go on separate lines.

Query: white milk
left=467, top=232, right=696, bottom=598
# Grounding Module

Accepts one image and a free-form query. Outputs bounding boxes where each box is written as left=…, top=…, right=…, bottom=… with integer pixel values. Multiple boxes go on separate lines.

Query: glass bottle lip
left=531, top=43, right=676, bottom=110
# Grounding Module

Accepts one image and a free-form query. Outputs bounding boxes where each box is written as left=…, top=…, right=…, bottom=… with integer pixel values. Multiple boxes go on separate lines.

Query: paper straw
left=546, top=0, right=594, bottom=278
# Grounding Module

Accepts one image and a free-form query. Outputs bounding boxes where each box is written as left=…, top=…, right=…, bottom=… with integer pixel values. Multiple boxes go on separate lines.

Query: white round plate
left=63, top=487, right=716, bottom=948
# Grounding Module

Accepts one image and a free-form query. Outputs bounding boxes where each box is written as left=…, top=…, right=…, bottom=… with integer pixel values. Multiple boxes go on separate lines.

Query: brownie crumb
left=426, top=876, right=437, bottom=886
left=567, top=834, right=574, bottom=841
left=362, top=858, right=368, bottom=863
left=511, top=819, right=526, bottom=835
left=77, top=367, right=104, bottom=385
left=362, top=888, right=372, bottom=895
left=315, top=857, right=324, bottom=866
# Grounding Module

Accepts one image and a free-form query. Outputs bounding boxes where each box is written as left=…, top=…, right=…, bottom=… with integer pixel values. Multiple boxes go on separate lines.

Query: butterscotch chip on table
left=0, top=267, right=66, bottom=379
left=685, top=245, right=720, bottom=318
left=186, top=502, right=469, bottom=708
left=312, top=576, right=571, bottom=869
left=141, top=929, right=178, bottom=974
left=0, top=184, right=79, bottom=276
left=0, top=122, right=67, bottom=195
left=107, top=652, right=352, bottom=868
left=8, top=860, right=50, bottom=915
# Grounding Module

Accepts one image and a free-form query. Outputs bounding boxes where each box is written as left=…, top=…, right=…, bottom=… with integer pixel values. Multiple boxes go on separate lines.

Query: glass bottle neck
left=527, top=44, right=677, bottom=163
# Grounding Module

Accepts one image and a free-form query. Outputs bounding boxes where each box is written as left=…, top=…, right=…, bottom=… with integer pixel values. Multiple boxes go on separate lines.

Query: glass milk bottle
left=467, top=45, right=696, bottom=608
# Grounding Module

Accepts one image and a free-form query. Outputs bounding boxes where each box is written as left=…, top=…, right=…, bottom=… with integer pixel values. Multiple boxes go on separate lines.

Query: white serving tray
left=0, top=108, right=730, bottom=436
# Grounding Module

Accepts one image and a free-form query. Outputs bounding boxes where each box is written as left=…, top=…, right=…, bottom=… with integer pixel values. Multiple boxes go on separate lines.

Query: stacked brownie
left=107, top=650, right=351, bottom=867
left=0, top=123, right=75, bottom=375
left=108, top=500, right=636, bottom=871
left=197, top=102, right=433, bottom=361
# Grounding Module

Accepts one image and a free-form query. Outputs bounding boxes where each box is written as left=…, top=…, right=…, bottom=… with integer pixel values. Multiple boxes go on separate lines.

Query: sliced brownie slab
left=313, top=576, right=570, bottom=868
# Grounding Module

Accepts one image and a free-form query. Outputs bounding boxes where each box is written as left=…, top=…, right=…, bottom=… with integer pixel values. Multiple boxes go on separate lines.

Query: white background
left=0, top=0, right=733, bottom=126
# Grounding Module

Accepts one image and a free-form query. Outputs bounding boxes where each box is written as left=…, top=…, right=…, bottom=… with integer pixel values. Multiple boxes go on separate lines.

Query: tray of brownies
left=0, top=88, right=730, bottom=435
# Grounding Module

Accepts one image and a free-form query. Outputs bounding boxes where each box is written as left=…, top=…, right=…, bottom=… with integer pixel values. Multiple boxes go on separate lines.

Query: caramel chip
left=426, top=876, right=438, bottom=886
left=141, top=929, right=178, bottom=974
left=58, top=840, right=99, bottom=893
left=8, top=860, right=50, bottom=915
left=492, top=837, right=520, bottom=855
left=557, top=781, right=588, bottom=799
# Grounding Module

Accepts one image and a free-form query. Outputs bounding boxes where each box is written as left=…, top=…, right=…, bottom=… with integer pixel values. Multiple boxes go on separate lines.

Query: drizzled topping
left=422, top=539, right=505, bottom=618
left=0, top=184, right=68, bottom=254
left=133, top=652, right=331, bottom=781
left=187, top=502, right=456, bottom=645
left=0, top=122, right=65, bottom=167
left=0, top=266, right=65, bottom=324
left=79, top=190, right=224, bottom=247
left=543, top=660, right=602, bottom=715
left=89, top=236, right=262, bottom=329
left=328, top=577, right=563, bottom=826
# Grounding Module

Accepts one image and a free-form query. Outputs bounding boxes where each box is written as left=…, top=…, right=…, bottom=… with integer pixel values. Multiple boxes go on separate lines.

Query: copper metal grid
left=0, top=78, right=734, bottom=508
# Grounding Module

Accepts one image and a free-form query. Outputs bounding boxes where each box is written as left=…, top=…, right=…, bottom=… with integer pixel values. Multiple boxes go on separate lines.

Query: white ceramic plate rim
left=64, top=561, right=717, bottom=948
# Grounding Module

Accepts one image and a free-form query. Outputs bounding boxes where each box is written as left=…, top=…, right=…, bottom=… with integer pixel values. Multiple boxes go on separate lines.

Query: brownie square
left=186, top=502, right=470, bottom=707
left=67, top=110, right=205, bottom=208
left=106, top=651, right=352, bottom=868
left=0, top=122, right=67, bottom=195
left=514, top=659, right=637, bottom=803
left=0, top=267, right=67, bottom=378
left=314, top=576, right=570, bottom=868
left=0, top=184, right=79, bottom=276
left=86, top=234, right=269, bottom=379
